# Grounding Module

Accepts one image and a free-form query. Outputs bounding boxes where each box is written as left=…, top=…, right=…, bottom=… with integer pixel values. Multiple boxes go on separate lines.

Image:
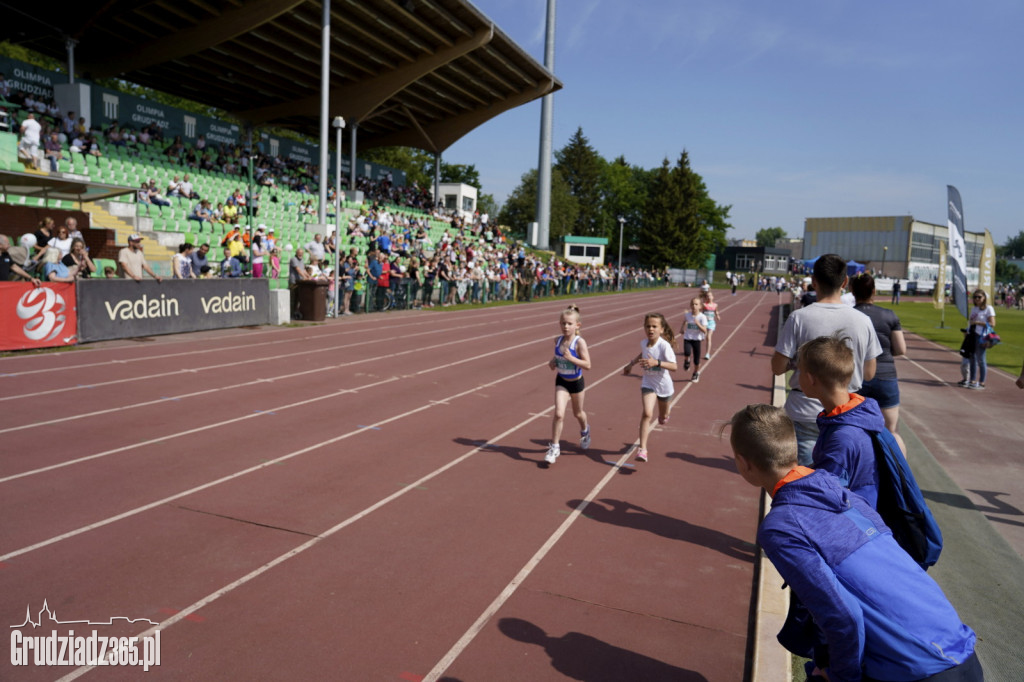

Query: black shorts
left=555, top=374, right=585, bottom=394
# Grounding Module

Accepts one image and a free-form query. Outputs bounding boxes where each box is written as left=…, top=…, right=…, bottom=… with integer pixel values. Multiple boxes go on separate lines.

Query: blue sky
left=443, top=0, right=1023, bottom=245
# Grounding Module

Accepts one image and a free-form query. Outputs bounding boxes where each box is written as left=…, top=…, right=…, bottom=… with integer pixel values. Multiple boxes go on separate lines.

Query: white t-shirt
left=969, top=305, right=995, bottom=334
left=775, top=303, right=881, bottom=423
left=640, top=337, right=676, bottom=397
left=682, top=311, right=708, bottom=341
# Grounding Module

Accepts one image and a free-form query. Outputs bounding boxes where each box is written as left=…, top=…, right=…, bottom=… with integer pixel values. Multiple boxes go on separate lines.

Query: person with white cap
left=118, top=234, right=162, bottom=281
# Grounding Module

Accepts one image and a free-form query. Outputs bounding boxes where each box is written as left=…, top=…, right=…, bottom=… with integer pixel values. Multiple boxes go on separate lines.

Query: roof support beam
left=366, top=79, right=556, bottom=153
left=236, top=26, right=493, bottom=125
left=84, top=0, right=306, bottom=77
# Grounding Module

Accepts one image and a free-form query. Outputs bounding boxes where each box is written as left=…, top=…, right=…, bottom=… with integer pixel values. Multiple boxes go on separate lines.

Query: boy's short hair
left=729, top=404, right=797, bottom=471
left=812, top=253, right=847, bottom=296
left=798, top=334, right=854, bottom=389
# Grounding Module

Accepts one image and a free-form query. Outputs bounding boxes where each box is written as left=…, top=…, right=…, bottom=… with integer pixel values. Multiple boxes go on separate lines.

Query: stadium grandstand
left=0, top=0, right=562, bottom=284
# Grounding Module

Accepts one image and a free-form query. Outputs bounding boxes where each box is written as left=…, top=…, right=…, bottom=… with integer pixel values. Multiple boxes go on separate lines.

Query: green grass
left=873, top=299, right=1023, bottom=375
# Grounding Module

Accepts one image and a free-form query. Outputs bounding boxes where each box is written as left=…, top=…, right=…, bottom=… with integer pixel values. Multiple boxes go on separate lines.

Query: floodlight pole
left=333, top=116, right=346, bottom=315
left=534, top=0, right=556, bottom=251
left=317, top=0, right=331, bottom=226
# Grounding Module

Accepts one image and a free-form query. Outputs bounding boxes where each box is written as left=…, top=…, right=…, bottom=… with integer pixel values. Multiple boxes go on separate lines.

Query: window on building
left=585, top=246, right=601, bottom=258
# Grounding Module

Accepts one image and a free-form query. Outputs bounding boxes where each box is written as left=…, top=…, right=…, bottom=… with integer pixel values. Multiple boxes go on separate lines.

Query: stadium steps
left=89, top=202, right=176, bottom=277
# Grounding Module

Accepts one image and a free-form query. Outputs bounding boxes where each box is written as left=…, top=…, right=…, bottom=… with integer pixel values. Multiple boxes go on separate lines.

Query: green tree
left=603, top=155, right=649, bottom=258
left=477, top=193, right=498, bottom=218
left=497, top=168, right=578, bottom=241
left=639, top=151, right=731, bottom=268
left=998, top=230, right=1024, bottom=259
left=554, top=128, right=606, bottom=237
left=358, top=147, right=434, bottom=188
left=440, top=162, right=481, bottom=190
left=756, top=226, right=787, bottom=248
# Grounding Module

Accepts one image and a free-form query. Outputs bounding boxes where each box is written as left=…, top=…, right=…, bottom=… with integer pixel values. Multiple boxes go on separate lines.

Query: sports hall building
left=803, top=216, right=987, bottom=288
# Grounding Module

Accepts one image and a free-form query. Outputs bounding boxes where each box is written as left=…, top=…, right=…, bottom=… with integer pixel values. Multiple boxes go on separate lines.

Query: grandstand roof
left=4, top=0, right=561, bottom=153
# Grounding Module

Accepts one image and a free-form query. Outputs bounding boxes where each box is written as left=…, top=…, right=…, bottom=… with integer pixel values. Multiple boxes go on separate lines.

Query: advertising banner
left=76, top=279, right=270, bottom=343
left=946, top=185, right=969, bottom=320
left=0, top=283, right=78, bottom=351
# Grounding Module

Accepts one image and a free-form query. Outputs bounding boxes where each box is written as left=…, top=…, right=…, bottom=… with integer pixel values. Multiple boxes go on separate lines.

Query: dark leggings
left=683, top=339, right=702, bottom=367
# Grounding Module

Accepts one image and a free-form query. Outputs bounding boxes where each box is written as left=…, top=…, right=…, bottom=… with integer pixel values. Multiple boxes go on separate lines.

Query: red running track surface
left=1, top=288, right=782, bottom=681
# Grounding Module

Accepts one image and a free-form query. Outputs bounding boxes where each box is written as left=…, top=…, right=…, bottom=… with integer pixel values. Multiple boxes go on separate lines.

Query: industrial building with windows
left=803, top=216, right=987, bottom=286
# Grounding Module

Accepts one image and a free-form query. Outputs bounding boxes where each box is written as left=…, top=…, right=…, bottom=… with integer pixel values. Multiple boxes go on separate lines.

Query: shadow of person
left=453, top=437, right=543, bottom=463
left=568, top=498, right=755, bottom=562
left=498, top=617, right=709, bottom=682
left=666, top=451, right=737, bottom=473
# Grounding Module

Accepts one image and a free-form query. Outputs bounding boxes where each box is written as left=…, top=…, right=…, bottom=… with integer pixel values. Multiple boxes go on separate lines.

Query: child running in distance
left=623, top=313, right=678, bottom=462
left=680, top=297, right=708, bottom=383
left=701, top=289, right=721, bottom=359
left=545, top=305, right=592, bottom=465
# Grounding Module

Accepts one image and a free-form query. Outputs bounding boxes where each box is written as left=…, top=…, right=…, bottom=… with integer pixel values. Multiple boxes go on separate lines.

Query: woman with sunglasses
left=964, top=289, right=996, bottom=389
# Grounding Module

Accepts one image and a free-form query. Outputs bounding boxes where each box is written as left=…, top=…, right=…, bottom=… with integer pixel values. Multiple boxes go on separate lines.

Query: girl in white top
left=544, top=305, right=592, bottom=465
left=701, top=290, right=721, bottom=359
left=680, top=297, right=709, bottom=383
left=623, top=312, right=678, bottom=463
left=966, top=289, right=996, bottom=389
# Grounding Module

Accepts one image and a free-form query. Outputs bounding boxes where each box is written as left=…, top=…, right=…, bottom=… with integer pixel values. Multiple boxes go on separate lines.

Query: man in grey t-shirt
left=771, top=253, right=881, bottom=465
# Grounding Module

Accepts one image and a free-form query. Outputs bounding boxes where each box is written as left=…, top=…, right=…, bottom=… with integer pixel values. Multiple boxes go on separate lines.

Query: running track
left=2, top=289, right=781, bottom=681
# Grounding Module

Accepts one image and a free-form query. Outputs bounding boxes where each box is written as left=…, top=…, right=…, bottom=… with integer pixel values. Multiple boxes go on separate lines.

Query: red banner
left=0, top=283, right=78, bottom=351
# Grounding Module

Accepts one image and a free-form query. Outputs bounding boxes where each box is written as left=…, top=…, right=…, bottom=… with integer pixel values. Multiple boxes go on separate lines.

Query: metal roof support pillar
left=317, top=0, right=331, bottom=225
left=434, top=153, right=441, bottom=208
left=66, top=39, right=77, bottom=84
left=349, top=121, right=357, bottom=193
left=534, top=0, right=556, bottom=251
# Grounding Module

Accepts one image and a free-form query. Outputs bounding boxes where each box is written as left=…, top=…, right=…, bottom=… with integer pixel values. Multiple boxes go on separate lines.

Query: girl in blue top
left=545, top=305, right=592, bottom=465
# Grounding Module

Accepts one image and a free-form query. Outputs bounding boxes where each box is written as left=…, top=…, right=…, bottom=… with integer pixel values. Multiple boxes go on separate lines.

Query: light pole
left=332, top=116, right=345, bottom=315
left=617, top=216, right=625, bottom=291
left=882, top=245, right=887, bottom=278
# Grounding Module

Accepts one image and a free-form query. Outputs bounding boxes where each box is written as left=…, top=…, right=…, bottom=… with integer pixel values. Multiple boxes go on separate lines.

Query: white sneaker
left=544, top=444, right=560, bottom=464
left=704, top=353, right=710, bottom=360
left=580, top=427, right=591, bottom=450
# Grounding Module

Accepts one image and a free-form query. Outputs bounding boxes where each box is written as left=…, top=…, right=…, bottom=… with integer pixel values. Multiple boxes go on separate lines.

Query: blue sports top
left=554, top=335, right=583, bottom=380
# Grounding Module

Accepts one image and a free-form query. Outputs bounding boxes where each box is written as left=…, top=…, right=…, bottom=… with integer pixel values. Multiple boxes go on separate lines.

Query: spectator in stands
left=0, top=235, right=41, bottom=286
left=106, top=124, right=126, bottom=148
left=189, top=199, right=214, bottom=232
left=65, top=217, right=83, bottom=241
left=44, top=131, right=62, bottom=172
left=306, top=233, right=326, bottom=263
left=270, top=248, right=281, bottom=278
left=218, top=246, right=242, bottom=278
left=289, top=247, right=311, bottom=317
left=173, top=243, right=196, bottom=279
left=190, top=242, right=211, bottom=275
left=19, top=112, right=42, bottom=170
left=166, top=175, right=183, bottom=203
left=63, top=238, right=95, bottom=278
left=47, top=223, right=74, bottom=258
left=180, top=174, right=198, bottom=204
left=251, top=230, right=266, bottom=279
left=32, top=217, right=55, bottom=258
left=211, top=202, right=226, bottom=224
left=118, top=233, right=162, bottom=282
left=222, top=198, right=239, bottom=224
left=41, top=247, right=78, bottom=282
left=228, top=233, right=249, bottom=272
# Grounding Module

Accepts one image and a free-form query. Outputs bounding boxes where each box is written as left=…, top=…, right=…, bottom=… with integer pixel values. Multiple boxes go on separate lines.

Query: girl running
left=701, top=289, right=721, bottom=359
left=545, top=305, right=592, bottom=465
left=623, top=312, right=678, bottom=463
left=680, top=297, right=708, bottom=383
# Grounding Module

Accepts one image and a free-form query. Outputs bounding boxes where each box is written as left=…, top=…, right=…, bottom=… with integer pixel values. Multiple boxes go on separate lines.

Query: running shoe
left=580, top=427, right=591, bottom=450
left=704, top=352, right=710, bottom=360
left=544, top=444, right=560, bottom=464
left=635, top=448, right=648, bottom=463
left=692, top=371, right=700, bottom=383
left=969, top=383, right=985, bottom=390
left=683, top=358, right=690, bottom=370
left=658, top=414, right=669, bottom=426
left=956, top=380, right=969, bottom=387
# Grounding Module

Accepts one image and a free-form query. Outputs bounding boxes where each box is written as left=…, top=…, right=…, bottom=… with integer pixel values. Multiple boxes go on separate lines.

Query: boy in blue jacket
left=729, top=404, right=982, bottom=681
left=798, top=333, right=884, bottom=507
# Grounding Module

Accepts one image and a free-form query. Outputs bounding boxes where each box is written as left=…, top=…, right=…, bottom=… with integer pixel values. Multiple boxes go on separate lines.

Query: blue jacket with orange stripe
left=813, top=393, right=882, bottom=507
left=760, top=469, right=976, bottom=682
